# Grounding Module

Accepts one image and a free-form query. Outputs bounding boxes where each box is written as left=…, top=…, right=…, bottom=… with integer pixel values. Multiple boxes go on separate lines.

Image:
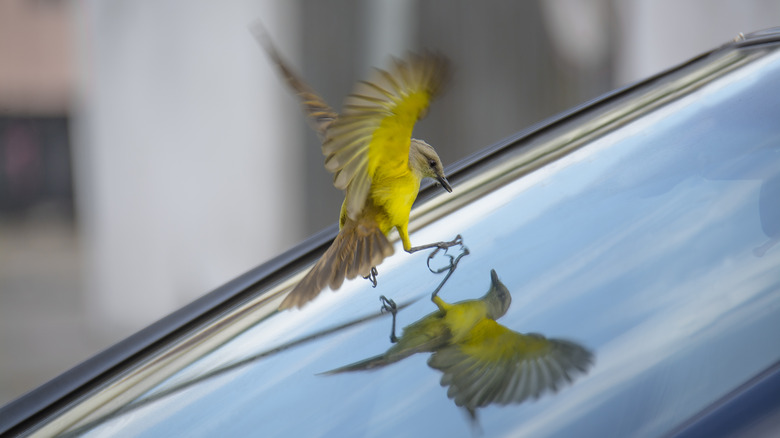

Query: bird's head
left=483, top=269, right=512, bottom=319
left=409, top=139, right=452, bottom=193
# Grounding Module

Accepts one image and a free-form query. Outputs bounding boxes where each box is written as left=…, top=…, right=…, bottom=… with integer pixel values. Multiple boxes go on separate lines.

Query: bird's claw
left=379, top=295, right=397, bottom=315
left=409, top=234, right=463, bottom=254
left=438, top=234, right=463, bottom=249
left=421, top=235, right=470, bottom=301
left=425, top=235, right=469, bottom=275
left=363, top=266, right=379, bottom=288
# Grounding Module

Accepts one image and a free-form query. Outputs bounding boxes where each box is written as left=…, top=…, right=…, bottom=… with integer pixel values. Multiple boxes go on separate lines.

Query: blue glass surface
left=76, top=48, right=780, bottom=438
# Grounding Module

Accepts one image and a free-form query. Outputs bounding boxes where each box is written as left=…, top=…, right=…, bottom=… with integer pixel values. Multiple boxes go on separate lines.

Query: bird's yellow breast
left=369, top=167, right=421, bottom=234
left=440, top=300, right=490, bottom=343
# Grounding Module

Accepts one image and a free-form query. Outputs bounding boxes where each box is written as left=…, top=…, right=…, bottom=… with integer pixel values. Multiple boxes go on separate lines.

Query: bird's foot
left=363, top=266, right=379, bottom=288
left=379, top=295, right=399, bottom=343
left=423, top=236, right=470, bottom=300
left=422, top=235, right=469, bottom=275
left=408, top=234, right=463, bottom=254
left=379, top=295, right=397, bottom=315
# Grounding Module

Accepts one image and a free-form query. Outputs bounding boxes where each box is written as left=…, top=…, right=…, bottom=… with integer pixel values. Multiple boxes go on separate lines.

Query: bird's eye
left=428, top=159, right=437, bottom=168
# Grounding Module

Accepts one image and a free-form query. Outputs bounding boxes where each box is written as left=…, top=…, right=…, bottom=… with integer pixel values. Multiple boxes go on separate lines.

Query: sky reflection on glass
left=77, top=49, right=780, bottom=437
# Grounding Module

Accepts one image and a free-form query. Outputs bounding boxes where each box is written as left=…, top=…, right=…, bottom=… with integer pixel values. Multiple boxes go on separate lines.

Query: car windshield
left=24, top=37, right=780, bottom=438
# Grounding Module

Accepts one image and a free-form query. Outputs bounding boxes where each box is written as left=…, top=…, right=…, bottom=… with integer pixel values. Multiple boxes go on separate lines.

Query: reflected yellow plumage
left=324, top=270, right=594, bottom=420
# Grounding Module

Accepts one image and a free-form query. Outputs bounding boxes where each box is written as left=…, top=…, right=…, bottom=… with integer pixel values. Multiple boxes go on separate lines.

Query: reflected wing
left=323, top=52, right=449, bottom=219
left=427, top=319, right=593, bottom=410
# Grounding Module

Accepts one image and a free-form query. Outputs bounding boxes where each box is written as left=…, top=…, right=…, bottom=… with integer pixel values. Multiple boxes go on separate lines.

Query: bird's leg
left=428, top=245, right=470, bottom=301
left=363, top=266, right=379, bottom=288
left=415, top=236, right=470, bottom=301
left=379, top=295, right=399, bottom=343
left=407, top=234, right=463, bottom=254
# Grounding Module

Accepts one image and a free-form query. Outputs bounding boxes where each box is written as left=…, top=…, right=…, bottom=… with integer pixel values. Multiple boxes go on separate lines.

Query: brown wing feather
left=428, top=325, right=593, bottom=411
left=279, top=220, right=395, bottom=309
left=251, top=23, right=338, bottom=138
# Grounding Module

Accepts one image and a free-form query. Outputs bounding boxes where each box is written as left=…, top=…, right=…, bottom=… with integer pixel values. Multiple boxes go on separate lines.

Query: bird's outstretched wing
left=251, top=22, right=338, bottom=137
left=323, top=53, right=449, bottom=220
left=427, top=319, right=593, bottom=412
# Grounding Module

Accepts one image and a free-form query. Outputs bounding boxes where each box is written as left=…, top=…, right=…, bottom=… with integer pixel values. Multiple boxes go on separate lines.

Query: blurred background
left=1, top=0, right=778, bottom=407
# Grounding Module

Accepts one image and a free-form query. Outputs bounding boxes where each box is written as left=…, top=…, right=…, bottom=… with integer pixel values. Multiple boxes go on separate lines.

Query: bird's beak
left=489, top=269, right=508, bottom=293
left=490, top=269, right=500, bottom=286
left=488, top=269, right=511, bottom=313
left=437, top=175, right=453, bottom=193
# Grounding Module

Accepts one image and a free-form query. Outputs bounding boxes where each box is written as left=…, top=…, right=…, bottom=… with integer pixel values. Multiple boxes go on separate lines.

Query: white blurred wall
left=361, top=0, right=416, bottom=70
left=614, top=0, right=780, bottom=84
left=73, top=0, right=304, bottom=331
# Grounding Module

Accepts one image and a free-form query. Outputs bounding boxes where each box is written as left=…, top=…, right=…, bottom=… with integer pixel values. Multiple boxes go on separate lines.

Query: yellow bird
left=323, top=270, right=594, bottom=420
left=256, top=30, right=454, bottom=309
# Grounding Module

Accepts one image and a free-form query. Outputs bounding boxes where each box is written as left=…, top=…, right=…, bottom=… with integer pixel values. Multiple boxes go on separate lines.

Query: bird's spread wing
left=323, top=53, right=449, bottom=219
left=251, top=22, right=337, bottom=137
left=427, top=319, right=593, bottom=410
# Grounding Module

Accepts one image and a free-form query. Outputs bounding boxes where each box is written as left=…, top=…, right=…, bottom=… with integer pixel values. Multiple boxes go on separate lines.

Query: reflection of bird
left=323, top=270, right=594, bottom=420
left=254, top=27, right=454, bottom=310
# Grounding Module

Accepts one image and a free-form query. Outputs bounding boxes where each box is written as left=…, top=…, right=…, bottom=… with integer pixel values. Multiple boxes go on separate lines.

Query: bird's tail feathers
left=319, top=353, right=393, bottom=375
left=279, top=222, right=393, bottom=310
left=319, top=340, right=419, bottom=374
